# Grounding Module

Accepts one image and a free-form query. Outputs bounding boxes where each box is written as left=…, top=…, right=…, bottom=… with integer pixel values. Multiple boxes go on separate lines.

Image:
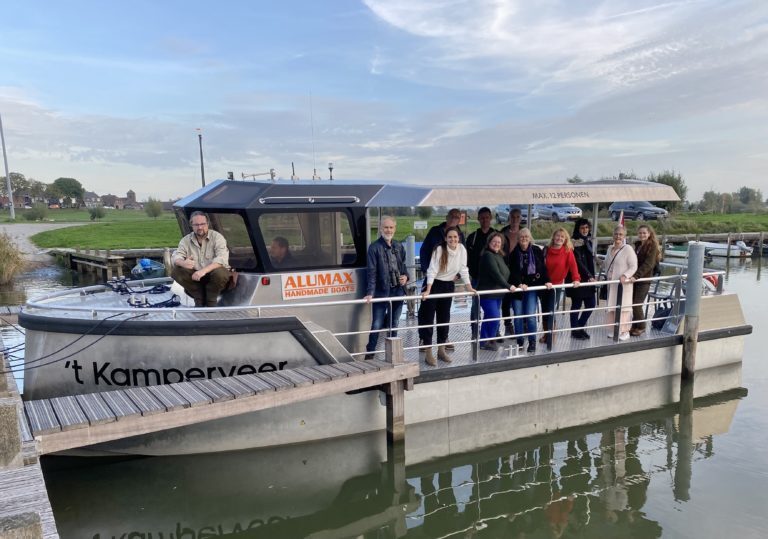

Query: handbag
left=598, top=245, right=625, bottom=302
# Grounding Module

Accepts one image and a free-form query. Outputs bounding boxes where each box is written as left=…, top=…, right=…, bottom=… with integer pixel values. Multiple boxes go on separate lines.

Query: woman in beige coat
left=604, top=226, right=638, bottom=341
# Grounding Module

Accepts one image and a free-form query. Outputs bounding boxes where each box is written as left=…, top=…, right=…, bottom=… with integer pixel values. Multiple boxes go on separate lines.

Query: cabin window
left=207, top=212, right=258, bottom=271
left=259, top=211, right=357, bottom=270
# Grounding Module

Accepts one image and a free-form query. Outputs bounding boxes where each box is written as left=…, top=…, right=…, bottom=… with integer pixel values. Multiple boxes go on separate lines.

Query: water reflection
left=42, top=371, right=745, bottom=539
left=0, top=265, right=100, bottom=306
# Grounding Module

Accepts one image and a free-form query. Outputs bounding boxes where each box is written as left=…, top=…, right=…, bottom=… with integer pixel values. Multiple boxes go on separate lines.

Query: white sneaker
left=619, top=332, right=630, bottom=341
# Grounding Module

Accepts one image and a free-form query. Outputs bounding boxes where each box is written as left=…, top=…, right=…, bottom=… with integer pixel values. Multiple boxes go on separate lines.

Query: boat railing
left=23, top=268, right=725, bottom=358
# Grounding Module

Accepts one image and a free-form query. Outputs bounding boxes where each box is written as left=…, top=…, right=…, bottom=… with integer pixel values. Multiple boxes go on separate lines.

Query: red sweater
left=545, top=246, right=580, bottom=284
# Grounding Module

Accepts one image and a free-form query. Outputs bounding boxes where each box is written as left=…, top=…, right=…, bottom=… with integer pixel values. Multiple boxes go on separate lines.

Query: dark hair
left=572, top=218, right=591, bottom=240
left=189, top=211, right=209, bottom=225
left=272, top=236, right=289, bottom=249
left=439, top=226, right=461, bottom=273
left=478, top=206, right=492, bottom=216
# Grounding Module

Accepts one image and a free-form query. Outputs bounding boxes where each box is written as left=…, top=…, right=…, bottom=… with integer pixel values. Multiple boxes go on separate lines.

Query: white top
left=426, top=245, right=471, bottom=285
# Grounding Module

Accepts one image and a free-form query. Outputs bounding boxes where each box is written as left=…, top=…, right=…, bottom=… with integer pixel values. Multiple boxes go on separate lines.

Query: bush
left=23, top=204, right=48, bottom=221
left=0, top=232, right=25, bottom=284
left=145, top=197, right=163, bottom=219
left=416, top=207, right=433, bottom=219
left=89, top=206, right=106, bottom=221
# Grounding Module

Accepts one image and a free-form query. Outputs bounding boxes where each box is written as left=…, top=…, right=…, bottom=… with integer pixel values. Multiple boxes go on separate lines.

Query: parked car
left=608, top=201, right=668, bottom=221
left=534, top=203, right=582, bottom=222
left=494, top=204, right=539, bottom=225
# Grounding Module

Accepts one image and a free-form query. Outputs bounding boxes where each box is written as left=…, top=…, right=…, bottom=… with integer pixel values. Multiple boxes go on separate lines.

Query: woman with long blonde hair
left=540, top=227, right=580, bottom=343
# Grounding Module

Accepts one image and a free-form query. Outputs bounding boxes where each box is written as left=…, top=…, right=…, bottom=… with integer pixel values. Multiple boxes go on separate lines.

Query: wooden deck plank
left=193, top=379, right=235, bottom=403
left=293, top=365, right=333, bottom=382
left=49, top=396, right=89, bottom=431
left=123, top=387, right=166, bottom=416
left=257, top=371, right=294, bottom=391
left=364, top=359, right=395, bottom=371
left=329, top=362, right=366, bottom=377
left=100, top=390, right=142, bottom=420
left=17, top=409, right=33, bottom=442
left=170, top=382, right=212, bottom=407
left=147, top=385, right=190, bottom=412
left=74, top=393, right=117, bottom=426
left=24, top=400, right=61, bottom=435
left=212, top=377, right=255, bottom=399
left=236, top=374, right=276, bottom=394
left=311, top=364, right=353, bottom=379
left=275, top=369, right=314, bottom=387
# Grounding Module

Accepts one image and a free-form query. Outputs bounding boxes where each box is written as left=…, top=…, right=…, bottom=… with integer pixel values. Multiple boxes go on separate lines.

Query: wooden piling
left=682, top=243, right=705, bottom=379
left=674, top=379, right=694, bottom=501
left=384, top=337, right=406, bottom=445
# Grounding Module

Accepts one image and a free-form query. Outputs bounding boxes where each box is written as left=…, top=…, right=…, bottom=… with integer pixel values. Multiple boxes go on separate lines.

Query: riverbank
left=0, top=224, right=86, bottom=265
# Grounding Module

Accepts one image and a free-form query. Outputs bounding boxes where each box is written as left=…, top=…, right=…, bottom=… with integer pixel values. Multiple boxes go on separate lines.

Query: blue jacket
left=366, top=237, right=408, bottom=297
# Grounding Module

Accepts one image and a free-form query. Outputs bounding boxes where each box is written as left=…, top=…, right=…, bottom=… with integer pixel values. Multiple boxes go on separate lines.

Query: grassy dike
left=13, top=210, right=768, bottom=251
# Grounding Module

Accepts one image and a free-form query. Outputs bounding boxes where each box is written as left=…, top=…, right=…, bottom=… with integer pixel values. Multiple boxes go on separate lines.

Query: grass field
left=15, top=210, right=768, bottom=250
left=1, top=208, right=177, bottom=223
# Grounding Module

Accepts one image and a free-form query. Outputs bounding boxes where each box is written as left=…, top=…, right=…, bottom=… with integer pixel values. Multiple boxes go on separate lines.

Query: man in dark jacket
left=419, top=208, right=464, bottom=274
left=364, top=217, right=409, bottom=358
left=466, top=207, right=496, bottom=338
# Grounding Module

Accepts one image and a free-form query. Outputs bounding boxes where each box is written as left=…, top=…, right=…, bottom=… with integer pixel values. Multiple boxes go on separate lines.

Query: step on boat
left=18, top=178, right=752, bottom=455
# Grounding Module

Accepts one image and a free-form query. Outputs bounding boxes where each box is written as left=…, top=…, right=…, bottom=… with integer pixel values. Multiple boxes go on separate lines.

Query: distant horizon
left=1, top=1, right=766, bottom=202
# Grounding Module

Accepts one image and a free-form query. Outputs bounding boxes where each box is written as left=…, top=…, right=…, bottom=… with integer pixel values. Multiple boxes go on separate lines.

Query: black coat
left=567, top=238, right=596, bottom=300
left=508, top=245, right=549, bottom=288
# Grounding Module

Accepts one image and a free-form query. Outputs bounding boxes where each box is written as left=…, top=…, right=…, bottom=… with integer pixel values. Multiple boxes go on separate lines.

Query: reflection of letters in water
left=281, top=270, right=357, bottom=300
left=90, top=517, right=290, bottom=539
left=64, top=360, right=288, bottom=386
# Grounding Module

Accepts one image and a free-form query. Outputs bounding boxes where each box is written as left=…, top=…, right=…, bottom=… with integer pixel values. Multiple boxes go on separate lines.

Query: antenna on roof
left=290, top=162, right=299, bottom=183
left=310, top=91, right=319, bottom=181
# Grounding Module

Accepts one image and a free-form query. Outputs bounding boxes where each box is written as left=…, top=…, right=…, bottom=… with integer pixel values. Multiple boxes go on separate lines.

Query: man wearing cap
left=171, top=211, right=231, bottom=307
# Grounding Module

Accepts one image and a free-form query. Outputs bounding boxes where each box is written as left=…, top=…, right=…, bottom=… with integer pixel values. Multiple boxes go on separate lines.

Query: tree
left=0, top=172, right=29, bottom=197
left=648, top=170, right=688, bottom=210
left=618, top=171, right=639, bottom=180
left=44, top=183, right=63, bottom=201
left=89, top=206, right=106, bottom=221
left=145, top=197, right=163, bottom=219
left=52, top=177, right=85, bottom=205
left=416, top=207, right=433, bottom=219
left=566, top=174, right=584, bottom=184
left=700, top=190, right=721, bottom=213
left=28, top=179, right=47, bottom=200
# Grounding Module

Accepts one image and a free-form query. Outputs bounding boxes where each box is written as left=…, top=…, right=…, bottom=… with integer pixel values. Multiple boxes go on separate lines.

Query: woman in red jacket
left=540, top=227, right=580, bottom=343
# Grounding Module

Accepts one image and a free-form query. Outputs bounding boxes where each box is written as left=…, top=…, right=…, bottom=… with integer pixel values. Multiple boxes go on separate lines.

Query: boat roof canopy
left=174, top=179, right=679, bottom=211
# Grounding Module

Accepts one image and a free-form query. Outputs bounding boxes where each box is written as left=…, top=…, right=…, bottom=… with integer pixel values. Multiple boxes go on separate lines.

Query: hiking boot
left=437, top=346, right=452, bottom=363
left=424, top=348, right=437, bottom=366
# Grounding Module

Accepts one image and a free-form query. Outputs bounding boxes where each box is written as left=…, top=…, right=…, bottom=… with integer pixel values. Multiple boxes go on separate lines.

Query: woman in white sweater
left=419, top=227, right=475, bottom=366
left=604, top=226, right=638, bottom=341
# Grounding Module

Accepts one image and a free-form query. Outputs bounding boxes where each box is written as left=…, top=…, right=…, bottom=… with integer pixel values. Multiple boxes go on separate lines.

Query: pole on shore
left=682, top=243, right=705, bottom=379
left=197, top=129, right=206, bottom=188
left=0, top=113, right=15, bottom=220
left=384, top=337, right=406, bottom=445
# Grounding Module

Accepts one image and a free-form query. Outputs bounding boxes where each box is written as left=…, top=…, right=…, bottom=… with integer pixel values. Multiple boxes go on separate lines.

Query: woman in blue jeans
left=508, top=228, right=552, bottom=353
left=477, top=232, right=517, bottom=351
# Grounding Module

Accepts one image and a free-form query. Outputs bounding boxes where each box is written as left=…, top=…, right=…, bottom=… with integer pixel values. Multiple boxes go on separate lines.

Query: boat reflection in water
left=43, top=364, right=745, bottom=539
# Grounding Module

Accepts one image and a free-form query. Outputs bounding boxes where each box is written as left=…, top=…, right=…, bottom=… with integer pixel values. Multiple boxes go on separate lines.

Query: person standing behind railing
left=603, top=226, right=638, bottom=341
left=540, top=227, right=580, bottom=344
left=420, top=227, right=475, bottom=366
left=509, top=228, right=552, bottom=353
left=477, top=232, right=516, bottom=351
left=629, top=224, right=661, bottom=337
left=569, top=218, right=597, bottom=340
left=466, top=207, right=496, bottom=339
left=500, top=208, right=523, bottom=338
left=363, top=217, right=409, bottom=359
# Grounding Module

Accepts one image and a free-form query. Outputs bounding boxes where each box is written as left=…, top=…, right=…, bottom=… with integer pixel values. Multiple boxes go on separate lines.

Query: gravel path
left=0, top=223, right=86, bottom=263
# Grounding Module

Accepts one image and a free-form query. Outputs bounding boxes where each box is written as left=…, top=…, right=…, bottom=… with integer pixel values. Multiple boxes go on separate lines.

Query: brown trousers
left=632, top=282, right=651, bottom=331
left=171, top=265, right=231, bottom=307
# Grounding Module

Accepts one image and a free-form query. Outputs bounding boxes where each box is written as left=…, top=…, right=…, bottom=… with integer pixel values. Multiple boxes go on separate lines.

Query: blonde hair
left=549, top=227, right=573, bottom=252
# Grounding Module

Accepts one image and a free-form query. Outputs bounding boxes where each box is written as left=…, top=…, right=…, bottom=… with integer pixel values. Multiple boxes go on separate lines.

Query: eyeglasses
left=191, top=222, right=208, bottom=228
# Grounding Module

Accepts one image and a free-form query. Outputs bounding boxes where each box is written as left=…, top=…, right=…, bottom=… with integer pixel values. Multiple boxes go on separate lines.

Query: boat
left=665, top=240, right=753, bottom=258
left=17, top=179, right=752, bottom=455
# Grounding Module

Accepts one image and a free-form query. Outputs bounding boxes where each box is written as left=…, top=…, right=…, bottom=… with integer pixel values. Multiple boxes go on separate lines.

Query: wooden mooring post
left=384, top=337, right=407, bottom=445
left=682, top=243, right=705, bottom=379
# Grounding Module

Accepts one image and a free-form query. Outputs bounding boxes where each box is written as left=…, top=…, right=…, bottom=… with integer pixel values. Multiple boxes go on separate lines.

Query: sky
left=1, top=0, right=766, bottom=202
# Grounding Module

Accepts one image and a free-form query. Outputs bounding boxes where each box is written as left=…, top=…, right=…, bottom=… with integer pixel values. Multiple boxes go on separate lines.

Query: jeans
left=366, top=289, right=406, bottom=353
left=570, top=294, right=596, bottom=329
left=418, top=279, right=455, bottom=345
left=480, top=297, right=502, bottom=341
left=540, top=288, right=565, bottom=330
left=470, top=278, right=480, bottom=337
left=511, top=291, right=539, bottom=343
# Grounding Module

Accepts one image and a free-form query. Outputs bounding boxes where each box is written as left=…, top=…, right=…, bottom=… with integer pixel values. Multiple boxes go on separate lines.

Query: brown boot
left=437, top=346, right=452, bottom=363
left=424, top=348, right=437, bottom=366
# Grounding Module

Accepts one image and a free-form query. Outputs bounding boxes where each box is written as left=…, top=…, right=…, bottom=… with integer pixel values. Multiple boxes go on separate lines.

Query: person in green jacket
left=477, top=232, right=517, bottom=351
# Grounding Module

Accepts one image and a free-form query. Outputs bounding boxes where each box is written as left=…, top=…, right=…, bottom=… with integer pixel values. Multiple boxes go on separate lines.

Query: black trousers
left=418, top=279, right=455, bottom=345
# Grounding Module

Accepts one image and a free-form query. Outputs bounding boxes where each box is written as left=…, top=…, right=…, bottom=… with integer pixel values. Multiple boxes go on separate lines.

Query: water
left=3, top=259, right=767, bottom=538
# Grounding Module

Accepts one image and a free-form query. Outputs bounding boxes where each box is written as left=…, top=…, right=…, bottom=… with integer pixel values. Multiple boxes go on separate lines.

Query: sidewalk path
left=0, top=223, right=86, bottom=264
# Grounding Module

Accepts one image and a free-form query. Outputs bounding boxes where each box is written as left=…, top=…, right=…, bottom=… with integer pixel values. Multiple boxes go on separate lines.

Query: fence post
left=384, top=337, right=405, bottom=445
left=682, top=243, right=705, bottom=379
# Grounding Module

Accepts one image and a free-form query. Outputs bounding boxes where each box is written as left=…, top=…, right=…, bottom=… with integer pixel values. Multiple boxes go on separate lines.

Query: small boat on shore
left=17, top=178, right=751, bottom=455
left=665, top=240, right=753, bottom=259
